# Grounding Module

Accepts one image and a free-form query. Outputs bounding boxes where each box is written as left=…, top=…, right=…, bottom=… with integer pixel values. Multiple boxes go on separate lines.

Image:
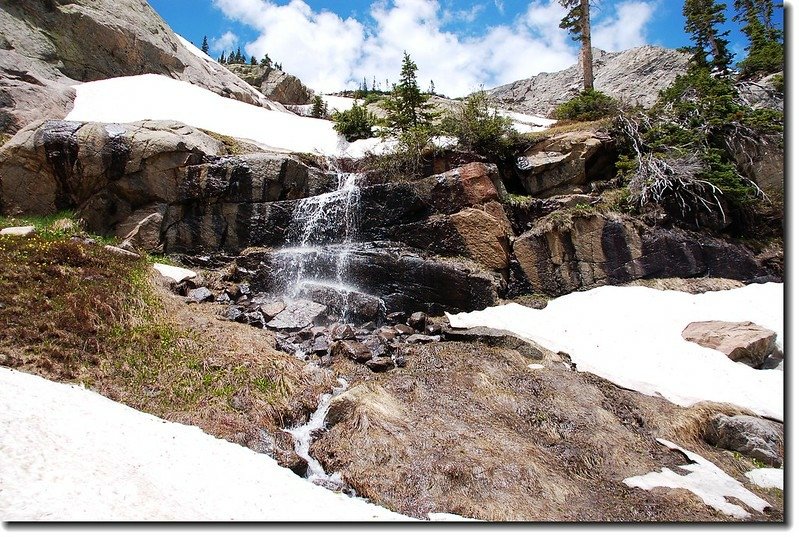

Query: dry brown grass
left=0, top=229, right=334, bottom=449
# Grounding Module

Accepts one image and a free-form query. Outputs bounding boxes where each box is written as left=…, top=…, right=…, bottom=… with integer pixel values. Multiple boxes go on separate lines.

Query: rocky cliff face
left=0, top=0, right=272, bottom=135
left=227, top=64, right=313, bottom=106
left=489, top=46, right=691, bottom=117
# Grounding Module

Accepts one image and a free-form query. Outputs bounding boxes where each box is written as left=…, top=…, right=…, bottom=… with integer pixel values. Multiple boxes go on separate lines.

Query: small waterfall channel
left=285, top=378, right=353, bottom=493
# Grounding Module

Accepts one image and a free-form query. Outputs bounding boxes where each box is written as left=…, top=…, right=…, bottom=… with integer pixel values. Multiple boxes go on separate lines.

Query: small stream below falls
left=285, top=378, right=353, bottom=494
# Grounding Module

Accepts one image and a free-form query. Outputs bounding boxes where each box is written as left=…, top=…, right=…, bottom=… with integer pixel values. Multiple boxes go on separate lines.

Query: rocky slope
left=0, top=0, right=272, bottom=135
left=489, top=46, right=691, bottom=116
left=227, top=64, right=313, bottom=106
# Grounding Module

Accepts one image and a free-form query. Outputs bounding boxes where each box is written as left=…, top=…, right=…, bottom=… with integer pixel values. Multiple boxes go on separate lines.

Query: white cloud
left=210, top=30, right=239, bottom=53
left=494, top=0, right=505, bottom=15
left=211, top=0, right=657, bottom=96
left=593, top=1, right=656, bottom=51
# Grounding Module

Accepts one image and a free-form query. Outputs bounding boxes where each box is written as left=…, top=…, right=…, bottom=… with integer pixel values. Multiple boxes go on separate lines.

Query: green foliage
left=360, top=125, right=437, bottom=181
left=260, top=54, right=273, bottom=69
left=771, top=74, right=784, bottom=93
left=683, top=0, right=733, bottom=73
left=380, top=52, right=436, bottom=133
left=439, top=90, right=518, bottom=160
left=332, top=101, right=377, bottom=142
left=734, top=0, right=784, bottom=78
left=200, top=36, right=209, bottom=55
left=554, top=90, right=618, bottom=121
left=310, top=96, right=329, bottom=119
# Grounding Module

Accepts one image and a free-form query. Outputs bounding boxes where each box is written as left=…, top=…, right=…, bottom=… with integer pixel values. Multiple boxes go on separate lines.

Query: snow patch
left=152, top=263, right=196, bottom=283
left=447, top=284, right=782, bottom=420
left=0, top=367, right=411, bottom=521
left=66, top=74, right=388, bottom=158
left=175, top=34, right=214, bottom=62
left=623, top=439, right=770, bottom=519
left=746, top=468, right=783, bottom=490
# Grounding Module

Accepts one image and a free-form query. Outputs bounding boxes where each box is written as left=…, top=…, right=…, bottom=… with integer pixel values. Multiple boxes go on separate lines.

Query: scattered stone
left=186, top=287, right=214, bottom=304
left=330, top=323, right=357, bottom=341
left=215, top=292, right=232, bottom=304
left=0, top=226, right=35, bottom=236
left=682, top=321, right=777, bottom=368
left=425, top=323, right=445, bottom=336
left=406, top=334, right=439, bottom=345
left=331, top=340, right=373, bottom=364
left=408, top=312, right=428, bottom=331
left=153, top=263, right=197, bottom=283
left=312, top=336, right=329, bottom=356
left=239, top=283, right=251, bottom=296
left=244, top=311, right=266, bottom=328
left=376, top=327, right=399, bottom=342
left=528, top=364, right=545, bottom=370
left=705, top=414, right=784, bottom=467
left=366, top=356, right=396, bottom=373
left=360, top=321, right=377, bottom=332
left=386, top=312, right=406, bottom=323
left=225, top=306, right=246, bottom=323
left=393, top=354, right=408, bottom=368
left=394, top=324, right=415, bottom=336
left=443, top=326, right=546, bottom=360
left=259, top=301, right=287, bottom=320
left=362, top=336, right=390, bottom=357
left=104, top=245, right=141, bottom=259
left=266, top=300, right=328, bottom=331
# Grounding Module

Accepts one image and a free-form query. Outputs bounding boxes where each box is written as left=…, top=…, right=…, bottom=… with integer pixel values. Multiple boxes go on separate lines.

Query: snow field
left=0, top=367, right=411, bottom=521
left=448, top=283, right=783, bottom=420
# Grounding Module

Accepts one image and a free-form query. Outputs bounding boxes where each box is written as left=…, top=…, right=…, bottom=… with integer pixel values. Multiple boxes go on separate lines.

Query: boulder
left=331, top=340, right=373, bottom=364
left=511, top=214, right=773, bottom=296
left=226, top=64, right=313, bottom=105
left=682, top=321, right=777, bottom=368
left=443, top=326, right=546, bottom=360
left=186, top=287, right=214, bottom=304
left=705, top=414, right=783, bottom=467
left=517, top=131, right=615, bottom=197
left=365, top=356, right=396, bottom=373
left=0, top=0, right=272, bottom=134
left=265, top=299, right=327, bottom=331
left=0, top=225, right=35, bottom=236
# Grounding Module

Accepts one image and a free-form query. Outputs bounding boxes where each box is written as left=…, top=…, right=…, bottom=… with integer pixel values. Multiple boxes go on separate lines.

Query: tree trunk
left=580, top=0, right=594, bottom=91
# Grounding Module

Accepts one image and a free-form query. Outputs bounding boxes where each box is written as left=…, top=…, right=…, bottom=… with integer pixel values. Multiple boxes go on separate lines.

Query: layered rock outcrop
left=0, top=0, right=272, bottom=134
left=489, top=46, right=691, bottom=116
left=227, top=64, right=313, bottom=105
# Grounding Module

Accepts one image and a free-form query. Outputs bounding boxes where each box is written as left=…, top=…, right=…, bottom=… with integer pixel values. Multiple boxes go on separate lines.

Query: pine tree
left=201, top=36, right=209, bottom=55
left=381, top=52, right=435, bottom=132
left=683, top=0, right=733, bottom=74
left=219, top=51, right=226, bottom=64
left=734, top=0, right=783, bottom=77
left=234, top=47, right=243, bottom=63
left=311, top=95, right=328, bottom=119
left=250, top=56, right=257, bottom=65
left=559, top=0, right=594, bottom=91
left=260, top=54, right=273, bottom=69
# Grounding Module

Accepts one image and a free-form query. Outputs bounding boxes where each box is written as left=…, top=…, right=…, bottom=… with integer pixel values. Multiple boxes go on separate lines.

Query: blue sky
left=148, top=0, right=784, bottom=96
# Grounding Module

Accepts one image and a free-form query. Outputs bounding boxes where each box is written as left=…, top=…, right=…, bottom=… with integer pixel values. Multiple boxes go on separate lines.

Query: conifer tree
left=250, top=56, right=257, bottom=65
left=559, top=0, right=594, bottom=91
left=381, top=52, right=435, bottom=132
left=311, top=95, right=328, bottom=119
left=733, top=0, right=783, bottom=77
left=683, top=0, right=733, bottom=74
left=219, top=51, right=227, bottom=64
left=260, top=54, right=273, bottom=69
left=201, top=36, right=209, bottom=55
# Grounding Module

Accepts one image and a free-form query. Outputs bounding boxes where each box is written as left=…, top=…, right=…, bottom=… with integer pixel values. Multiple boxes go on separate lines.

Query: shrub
left=332, top=101, right=377, bottom=142
left=439, top=90, right=518, bottom=160
left=554, top=90, right=618, bottom=122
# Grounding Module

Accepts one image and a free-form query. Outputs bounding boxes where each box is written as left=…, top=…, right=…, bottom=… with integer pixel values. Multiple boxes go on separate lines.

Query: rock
left=517, top=131, right=615, bottom=197
left=266, top=299, right=327, bottom=331
left=443, top=326, right=546, bottom=360
left=103, top=245, right=140, bottom=259
left=330, top=323, right=356, bottom=341
left=407, top=312, right=427, bottom=331
left=511, top=214, right=773, bottom=297
left=331, top=340, right=373, bottom=364
left=425, top=323, right=445, bottom=336
left=376, top=327, right=399, bottom=342
left=0, top=0, right=272, bottom=134
left=705, top=414, right=783, bottom=467
left=120, top=211, right=163, bottom=252
left=386, top=312, right=406, bottom=323
left=259, top=301, right=286, bottom=320
left=359, top=321, right=377, bottom=332
left=406, top=334, right=439, bottom=345
left=394, top=324, right=415, bottom=336
left=0, top=225, right=34, bottom=236
left=186, top=287, right=214, bottom=304
left=153, top=263, right=197, bottom=283
left=362, top=336, right=390, bottom=357
left=489, top=46, right=690, bottom=117
left=366, top=356, right=396, bottom=373
left=226, top=306, right=246, bottom=323
left=682, top=321, right=777, bottom=368
left=227, top=64, right=313, bottom=105
left=311, top=336, right=329, bottom=356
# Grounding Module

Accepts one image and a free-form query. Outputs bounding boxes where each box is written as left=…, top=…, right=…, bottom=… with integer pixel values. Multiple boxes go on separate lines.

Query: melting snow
left=152, top=262, right=197, bottom=283
left=65, top=74, right=388, bottom=158
left=447, top=284, right=783, bottom=420
left=0, top=367, right=411, bottom=521
left=746, top=468, right=784, bottom=490
left=623, top=439, right=770, bottom=519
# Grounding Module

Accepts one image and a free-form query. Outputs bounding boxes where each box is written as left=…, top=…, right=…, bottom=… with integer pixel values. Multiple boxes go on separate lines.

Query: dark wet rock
left=362, top=336, right=390, bottom=357
left=705, top=414, right=784, bottom=467
left=330, top=323, right=357, bottom=341
left=425, top=323, right=445, bottom=336
left=394, top=324, right=415, bottom=336
left=366, top=356, right=396, bottom=373
left=443, top=326, right=546, bottom=360
left=408, top=312, right=428, bottom=331
left=296, top=282, right=385, bottom=323
left=682, top=321, right=777, bottom=369
left=393, top=354, right=408, bottom=368
left=386, top=312, right=407, bottom=323
left=331, top=340, right=373, bottom=364
left=359, top=321, right=377, bottom=332
left=186, top=287, right=214, bottom=304
left=376, top=327, right=399, bottom=342
left=266, top=299, right=327, bottom=331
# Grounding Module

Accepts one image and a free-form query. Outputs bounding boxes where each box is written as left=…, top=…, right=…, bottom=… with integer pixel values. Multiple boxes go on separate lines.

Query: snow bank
left=0, top=367, right=411, bottom=521
left=176, top=34, right=214, bottom=62
left=495, top=109, right=556, bottom=133
left=623, top=439, right=770, bottom=519
left=746, top=468, right=784, bottom=490
left=447, top=284, right=783, bottom=420
left=65, top=74, right=387, bottom=158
